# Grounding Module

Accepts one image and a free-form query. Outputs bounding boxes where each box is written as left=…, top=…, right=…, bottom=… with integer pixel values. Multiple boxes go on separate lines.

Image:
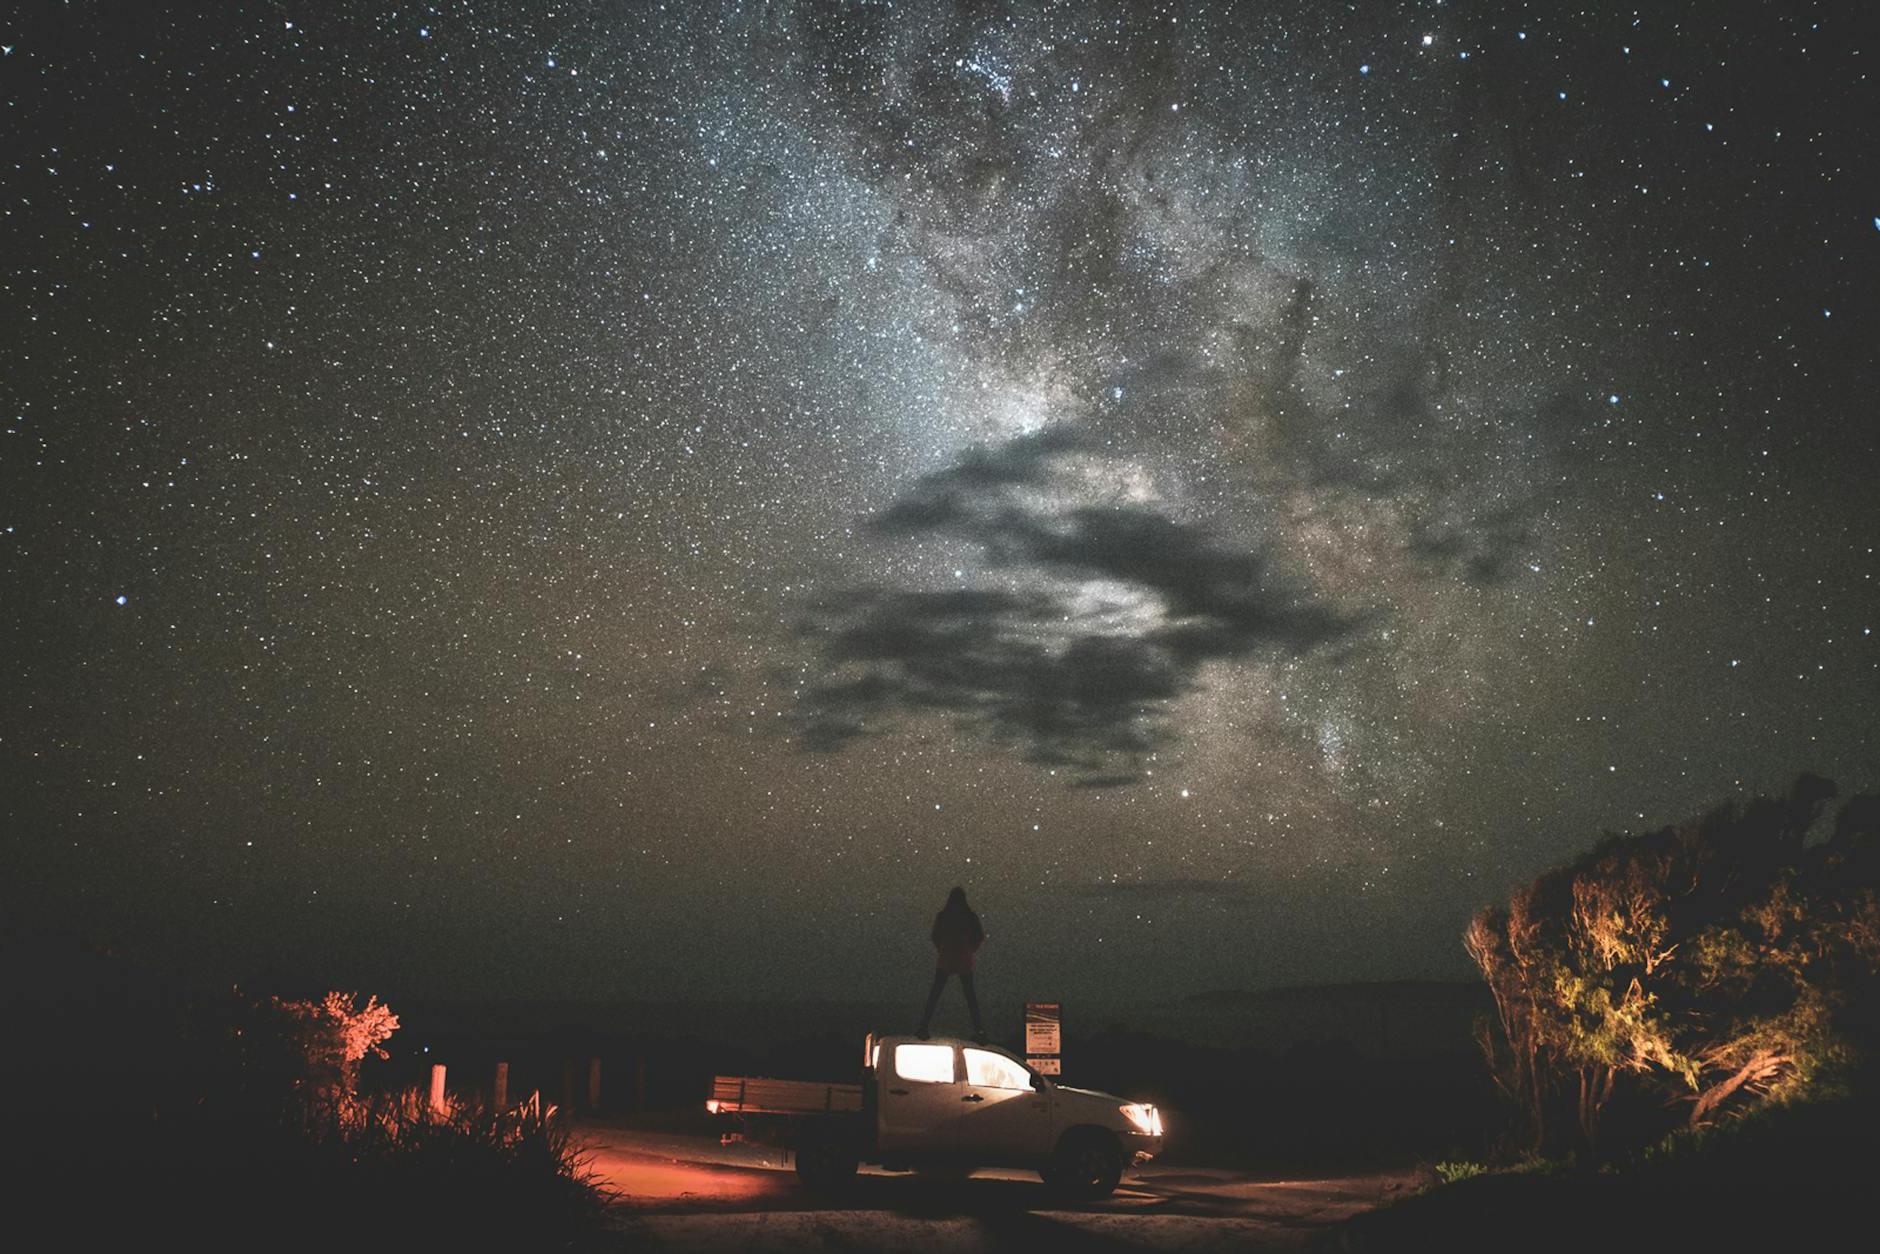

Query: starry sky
left=4, top=1, right=1876, bottom=1005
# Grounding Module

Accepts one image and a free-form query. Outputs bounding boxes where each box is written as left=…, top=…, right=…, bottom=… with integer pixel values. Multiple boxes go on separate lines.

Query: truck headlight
left=1120, top=1103, right=1161, bottom=1135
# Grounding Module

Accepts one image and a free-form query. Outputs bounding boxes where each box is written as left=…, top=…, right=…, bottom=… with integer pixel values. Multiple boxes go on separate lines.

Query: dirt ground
left=578, top=1121, right=1418, bottom=1252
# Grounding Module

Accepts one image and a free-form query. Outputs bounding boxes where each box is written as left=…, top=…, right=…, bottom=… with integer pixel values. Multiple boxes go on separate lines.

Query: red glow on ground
left=592, top=1152, right=784, bottom=1207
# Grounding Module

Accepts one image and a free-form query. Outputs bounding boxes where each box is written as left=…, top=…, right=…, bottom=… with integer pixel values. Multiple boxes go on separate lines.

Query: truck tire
left=1041, top=1129, right=1123, bottom=1199
left=794, top=1139, right=860, bottom=1192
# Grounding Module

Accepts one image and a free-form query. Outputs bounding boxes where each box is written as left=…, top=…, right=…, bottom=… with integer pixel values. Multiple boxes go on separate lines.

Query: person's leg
left=918, top=969, right=948, bottom=1037
left=960, top=971, right=983, bottom=1039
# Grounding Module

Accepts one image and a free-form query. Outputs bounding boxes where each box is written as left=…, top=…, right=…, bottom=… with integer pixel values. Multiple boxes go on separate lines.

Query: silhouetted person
left=918, top=886, right=985, bottom=1041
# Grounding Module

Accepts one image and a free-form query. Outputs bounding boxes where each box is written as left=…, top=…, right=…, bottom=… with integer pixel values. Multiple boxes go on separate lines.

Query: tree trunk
left=1689, top=1051, right=1791, bottom=1127
left=1578, top=1066, right=1614, bottom=1154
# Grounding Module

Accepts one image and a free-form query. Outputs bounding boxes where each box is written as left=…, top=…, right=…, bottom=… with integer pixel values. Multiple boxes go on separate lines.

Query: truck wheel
left=794, top=1140, right=860, bottom=1192
left=1042, top=1129, right=1123, bottom=1199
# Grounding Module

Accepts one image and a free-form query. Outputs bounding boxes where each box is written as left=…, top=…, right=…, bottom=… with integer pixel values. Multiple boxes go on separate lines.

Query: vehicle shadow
left=604, top=1169, right=1361, bottom=1254
left=844, top=1172, right=1156, bottom=1217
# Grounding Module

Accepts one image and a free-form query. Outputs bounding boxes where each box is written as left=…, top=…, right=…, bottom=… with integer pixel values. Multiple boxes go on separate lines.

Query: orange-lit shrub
left=271, top=990, right=401, bottom=1101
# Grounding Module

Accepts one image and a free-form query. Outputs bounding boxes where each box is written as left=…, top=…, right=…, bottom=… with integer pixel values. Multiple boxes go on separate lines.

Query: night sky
left=4, top=2, right=1876, bottom=1005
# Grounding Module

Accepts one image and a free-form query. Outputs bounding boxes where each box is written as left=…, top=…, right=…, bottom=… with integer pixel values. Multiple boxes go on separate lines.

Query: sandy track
left=578, top=1122, right=1412, bottom=1252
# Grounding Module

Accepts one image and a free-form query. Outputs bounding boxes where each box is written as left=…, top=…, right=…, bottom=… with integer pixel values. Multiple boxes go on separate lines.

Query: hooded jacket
left=930, top=894, right=985, bottom=975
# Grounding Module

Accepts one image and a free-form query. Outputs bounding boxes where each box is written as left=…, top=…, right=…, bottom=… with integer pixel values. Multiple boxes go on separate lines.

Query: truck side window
left=894, top=1043, right=957, bottom=1084
left=962, top=1048, right=1031, bottom=1090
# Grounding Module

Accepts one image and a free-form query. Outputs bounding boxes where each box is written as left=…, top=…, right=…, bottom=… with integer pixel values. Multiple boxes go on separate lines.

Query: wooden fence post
left=429, top=1063, right=447, bottom=1117
left=493, top=1061, right=509, bottom=1112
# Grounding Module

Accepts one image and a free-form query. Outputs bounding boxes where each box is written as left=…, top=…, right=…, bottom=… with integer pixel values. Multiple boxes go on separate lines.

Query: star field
left=3, top=1, right=1875, bottom=1002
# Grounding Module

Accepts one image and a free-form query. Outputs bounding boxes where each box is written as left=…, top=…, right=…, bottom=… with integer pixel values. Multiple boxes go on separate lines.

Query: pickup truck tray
left=710, top=1075, right=865, bottom=1116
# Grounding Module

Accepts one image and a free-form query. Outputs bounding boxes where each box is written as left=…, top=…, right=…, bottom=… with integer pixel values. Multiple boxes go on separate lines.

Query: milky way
left=3, top=2, right=1875, bottom=1002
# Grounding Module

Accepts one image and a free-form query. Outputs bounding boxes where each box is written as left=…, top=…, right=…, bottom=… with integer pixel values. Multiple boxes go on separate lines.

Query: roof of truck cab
left=874, top=1035, right=1023, bottom=1055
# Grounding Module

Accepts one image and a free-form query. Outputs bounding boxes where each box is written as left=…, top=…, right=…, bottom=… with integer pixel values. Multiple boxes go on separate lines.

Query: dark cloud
left=795, top=432, right=1359, bottom=774
left=983, top=505, right=1357, bottom=658
left=796, top=586, right=1180, bottom=765
left=871, top=426, right=1088, bottom=536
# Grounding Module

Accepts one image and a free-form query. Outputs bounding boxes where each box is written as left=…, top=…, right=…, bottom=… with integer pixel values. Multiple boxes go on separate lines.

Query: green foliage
left=1639, top=1122, right=1717, bottom=1167
left=1467, top=774, right=1880, bottom=1159
left=1433, top=1160, right=1489, bottom=1184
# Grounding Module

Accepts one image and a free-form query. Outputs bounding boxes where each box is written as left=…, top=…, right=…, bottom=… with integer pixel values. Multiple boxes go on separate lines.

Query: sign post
left=1025, top=1001, right=1062, bottom=1076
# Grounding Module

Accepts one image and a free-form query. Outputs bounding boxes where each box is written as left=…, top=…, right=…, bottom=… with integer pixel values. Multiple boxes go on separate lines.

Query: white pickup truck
left=708, top=1033, right=1165, bottom=1197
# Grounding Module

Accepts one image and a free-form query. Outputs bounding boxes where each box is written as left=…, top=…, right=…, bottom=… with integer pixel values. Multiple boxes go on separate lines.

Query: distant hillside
left=1186, top=979, right=1491, bottom=1007
left=1128, top=980, right=1493, bottom=1057
left=381, top=980, right=1494, bottom=1064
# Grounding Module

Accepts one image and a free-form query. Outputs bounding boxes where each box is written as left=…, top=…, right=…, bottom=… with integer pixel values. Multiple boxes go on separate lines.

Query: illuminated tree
left=1467, top=775, right=1880, bottom=1158
left=272, top=990, right=401, bottom=1101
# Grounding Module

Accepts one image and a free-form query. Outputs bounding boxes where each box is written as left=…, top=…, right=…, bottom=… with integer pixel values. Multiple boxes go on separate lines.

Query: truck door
left=877, top=1041, right=963, bottom=1156
left=955, top=1047, right=1054, bottom=1161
